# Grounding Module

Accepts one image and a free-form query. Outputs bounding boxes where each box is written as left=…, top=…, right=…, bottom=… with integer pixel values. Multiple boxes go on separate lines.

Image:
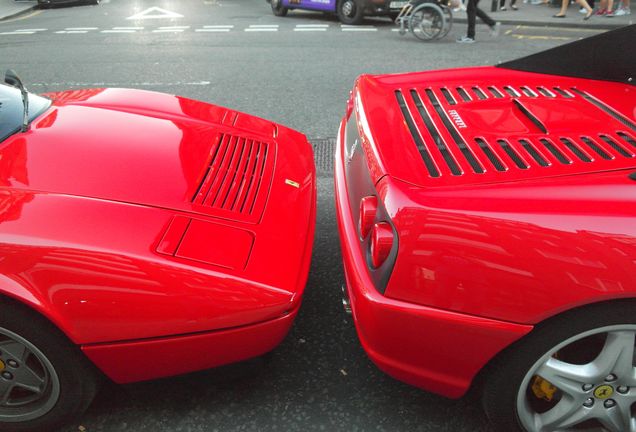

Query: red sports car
left=0, top=72, right=315, bottom=432
left=335, top=28, right=635, bottom=431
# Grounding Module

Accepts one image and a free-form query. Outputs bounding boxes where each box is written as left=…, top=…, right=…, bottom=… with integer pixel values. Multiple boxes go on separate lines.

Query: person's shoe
left=511, top=4, right=518, bottom=9
left=584, top=10, right=593, bottom=19
left=595, top=8, right=606, bottom=14
left=456, top=35, right=476, bottom=43
left=500, top=5, right=507, bottom=10
left=605, top=10, right=614, bottom=16
left=614, top=7, right=630, bottom=14
left=552, top=13, right=566, bottom=17
left=489, top=22, right=501, bottom=37
left=579, top=6, right=587, bottom=13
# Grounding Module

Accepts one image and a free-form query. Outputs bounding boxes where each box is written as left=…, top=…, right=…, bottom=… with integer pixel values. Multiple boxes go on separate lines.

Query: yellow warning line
left=0, top=9, right=41, bottom=24
left=512, top=34, right=573, bottom=40
left=516, top=25, right=604, bottom=33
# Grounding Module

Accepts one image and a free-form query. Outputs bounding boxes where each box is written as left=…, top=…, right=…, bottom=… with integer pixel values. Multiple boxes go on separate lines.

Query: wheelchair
left=395, top=0, right=453, bottom=41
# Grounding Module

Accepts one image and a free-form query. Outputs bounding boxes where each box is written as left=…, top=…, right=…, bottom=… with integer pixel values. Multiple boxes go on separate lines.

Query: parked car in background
left=37, top=0, right=99, bottom=7
left=268, top=0, right=404, bottom=24
left=0, top=71, right=316, bottom=432
left=335, top=26, right=636, bottom=432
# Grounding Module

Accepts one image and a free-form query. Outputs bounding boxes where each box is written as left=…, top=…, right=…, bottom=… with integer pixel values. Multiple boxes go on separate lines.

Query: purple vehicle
left=269, top=0, right=406, bottom=24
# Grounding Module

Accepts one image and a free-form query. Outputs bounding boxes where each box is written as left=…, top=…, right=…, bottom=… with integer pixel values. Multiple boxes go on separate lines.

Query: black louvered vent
left=396, top=85, right=636, bottom=179
left=192, top=134, right=270, bottom=216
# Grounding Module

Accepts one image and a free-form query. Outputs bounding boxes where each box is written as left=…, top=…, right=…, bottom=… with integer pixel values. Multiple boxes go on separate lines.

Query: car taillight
left=359, top=196, right=378, bottom=238
left=370, top=222, right=394, bottom=268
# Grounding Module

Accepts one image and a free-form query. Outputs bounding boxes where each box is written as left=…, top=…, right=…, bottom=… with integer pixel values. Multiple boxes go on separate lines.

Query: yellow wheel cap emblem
left=594, top=385, right=614, bottom=399
left=0, top=359, right=4, bottom=372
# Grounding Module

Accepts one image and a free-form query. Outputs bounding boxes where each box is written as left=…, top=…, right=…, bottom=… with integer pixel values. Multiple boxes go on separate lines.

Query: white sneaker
left=614, top=7, right=630, bottom=14
left=489, top=22, right=501, bottom=37
left=579, top=7, right=587, bottom=13
left=456, top=35, right=476, bottom=43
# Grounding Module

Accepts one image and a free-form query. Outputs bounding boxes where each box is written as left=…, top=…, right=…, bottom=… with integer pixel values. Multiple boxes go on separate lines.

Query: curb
left=452, top=17, right=633, bottom=30
left=0, top=4, right=37, bottom=22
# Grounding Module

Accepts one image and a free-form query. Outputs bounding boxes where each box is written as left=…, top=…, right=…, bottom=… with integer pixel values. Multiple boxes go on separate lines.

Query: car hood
left=0, top=88, right=281, bottom=221
left=354, top=66, right=636, bottom=188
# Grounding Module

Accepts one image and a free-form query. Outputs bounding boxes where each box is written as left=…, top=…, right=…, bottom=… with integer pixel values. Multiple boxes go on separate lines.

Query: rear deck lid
left=357, top=67, right=636, bottom=188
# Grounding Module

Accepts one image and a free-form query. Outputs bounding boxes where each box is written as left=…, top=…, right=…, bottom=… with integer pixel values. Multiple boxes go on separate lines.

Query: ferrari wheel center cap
left=594, top=384, right=614, bottom=399
left=0, top=359, right=5, bottom=372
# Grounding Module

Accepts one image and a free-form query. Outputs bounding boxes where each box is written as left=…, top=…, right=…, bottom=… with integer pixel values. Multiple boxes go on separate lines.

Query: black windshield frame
left=0, top=84, right=52, bottom=143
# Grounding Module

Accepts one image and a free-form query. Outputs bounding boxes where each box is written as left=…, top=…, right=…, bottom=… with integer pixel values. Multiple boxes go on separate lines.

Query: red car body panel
left=0, top=87, right=316, bottom=382
left=335, top=66, right=636, bottom=397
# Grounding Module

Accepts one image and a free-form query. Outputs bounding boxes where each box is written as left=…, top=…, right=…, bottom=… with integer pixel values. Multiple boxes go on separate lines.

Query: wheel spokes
left=535, top=358, right=589, bottom=396
left=592, top=331, right=635, bottom=381
left=534, top=395, right=590, bottom=431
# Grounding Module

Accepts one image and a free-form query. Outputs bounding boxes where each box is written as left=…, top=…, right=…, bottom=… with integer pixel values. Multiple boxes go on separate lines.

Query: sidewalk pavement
left=0, top=0, right=36, bottom=22
left=0, top=0, right=633, bottom=28
left=453, top=0, right=634, bottom=30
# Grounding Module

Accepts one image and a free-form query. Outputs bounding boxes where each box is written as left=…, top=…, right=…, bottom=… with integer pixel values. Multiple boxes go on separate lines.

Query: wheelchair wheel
left=439, top=5, right=452, bottom=38
left=408, top=3, right=445, bottom=41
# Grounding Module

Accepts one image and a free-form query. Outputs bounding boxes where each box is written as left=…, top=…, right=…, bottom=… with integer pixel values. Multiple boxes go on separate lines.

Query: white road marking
left=16, top=28, right=46, bottom=32
left=195, top=28, right=231, bottom=32
left=101, top=29, right=137, bottom=33
left=391, top=28, right=401, bottom=31
left=245, top=28, right=278, bottom=32
left=293, top=28, right=327, bottom=32
left=158, top=26, right=190, bottom=29
left=295, top=24, right=329, bottom=27
left=65, top=30, right=89, bottom=34
left=342, top=27, right=377, bottom=31
left=152, top=29, right=185, bottom=33
left=31, top=81, right=212, bottom=87
left=0, top=31, right=35, bottom=35
left=112, top=26, right=144, bottom=30
left=127, top=7, right=184, bottom=20
left=248, top=24, right=279, bottom=28
left=203, top=25, right=234, bottom=28
left=65, top=27, right=98, bottom=31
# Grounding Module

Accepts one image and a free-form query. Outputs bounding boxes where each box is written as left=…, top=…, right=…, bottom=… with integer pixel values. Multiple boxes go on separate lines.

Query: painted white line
left=295, top=24, right=329, bottom=28
left=391, top=28, right=401, bottom=31
left=152, top=29, right=185, bottom=32
left=293, top=28, right=327, bottom=32
left=112, top=26, right=144, bottom=30
left=65, top=27, right=98, bottom=30
left=158, top=26, right=190, bottom=29
left=101, top=29, right=137, bottom=33
left=341, top=27, right=377, bottom=31
left=245, top=28, right=278, bottom=32
left=248, top=24, right=279, bottom=28
left=31, top=81, right=212, bottom=87
left=127, top=7, right=184, bottom=20
left=65, top=30, right=88, bottom=34
left=16, top=28, right=47, bottom=32
left=203, top=25, right=234, bottom=28
left=0, top=31, right=35, bottom=35
left=54, top=31, right=68, bottom=34
left=195, top=28, right=231, bottom=32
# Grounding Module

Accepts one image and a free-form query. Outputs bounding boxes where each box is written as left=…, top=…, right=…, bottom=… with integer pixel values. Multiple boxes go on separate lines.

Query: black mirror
left=5, top=69, right=22, bottom=88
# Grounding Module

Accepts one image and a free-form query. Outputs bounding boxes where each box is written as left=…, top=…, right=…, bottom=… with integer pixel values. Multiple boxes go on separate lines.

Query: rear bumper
left=82, top=306, right=299, bottom=384
left=334, top=113, right=532, bottom=398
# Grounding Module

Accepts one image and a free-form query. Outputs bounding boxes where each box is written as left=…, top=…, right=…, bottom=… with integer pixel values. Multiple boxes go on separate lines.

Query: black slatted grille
left=396, top=85, right=636, bottom=178
left=192, top=134, right=270, bottom=215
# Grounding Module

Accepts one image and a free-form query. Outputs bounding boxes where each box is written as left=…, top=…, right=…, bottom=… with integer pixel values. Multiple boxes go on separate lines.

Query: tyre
left=408, top=3, right=445, bottom=40
left=482, top=302, right=636, bottom=432
left=338, top=0, right=364, bottom=25
left=271, top=0, right=288, bottom=17
left=0, top=300, right=99, bottom=432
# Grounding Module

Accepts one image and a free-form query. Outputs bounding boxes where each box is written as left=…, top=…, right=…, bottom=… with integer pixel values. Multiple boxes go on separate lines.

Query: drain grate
left=311, top=137, right=336, bottom=176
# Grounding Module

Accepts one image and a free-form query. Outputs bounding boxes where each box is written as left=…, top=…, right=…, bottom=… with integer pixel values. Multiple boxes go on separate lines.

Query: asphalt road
left=0, top=2, right=608, bottom=431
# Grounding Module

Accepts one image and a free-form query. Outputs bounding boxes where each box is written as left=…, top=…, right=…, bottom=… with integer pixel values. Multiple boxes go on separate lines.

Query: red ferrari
left=0, top=72, right=315, bottom=432
left=335, top=27, right=636, bottom=431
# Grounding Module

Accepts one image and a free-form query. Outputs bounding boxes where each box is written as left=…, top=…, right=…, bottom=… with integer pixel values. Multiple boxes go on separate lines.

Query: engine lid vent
left=393, top=84, right=636, bottom=185
left=191, top=133, right=274, bottom=223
